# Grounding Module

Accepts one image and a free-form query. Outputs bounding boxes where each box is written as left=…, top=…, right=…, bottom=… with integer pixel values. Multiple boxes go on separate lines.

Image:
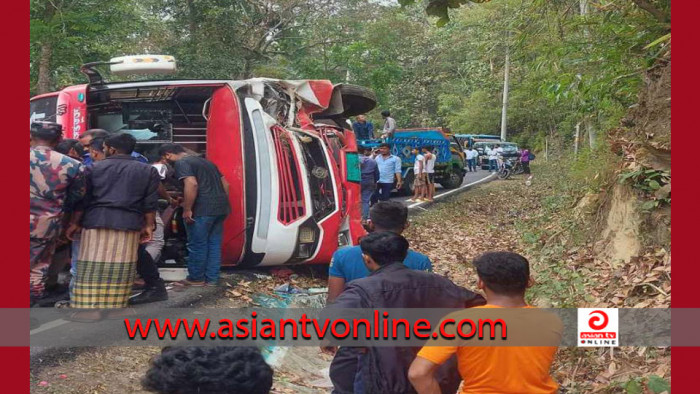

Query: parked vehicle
left=358, top=128, right=466, bottom=195
left=29, top=55, right=376, bottom=267
left=453, top=134, right=501, bottom=149
left=475, top=141, right=520, bottom=170
left=497, top=157, right=524, bottom=180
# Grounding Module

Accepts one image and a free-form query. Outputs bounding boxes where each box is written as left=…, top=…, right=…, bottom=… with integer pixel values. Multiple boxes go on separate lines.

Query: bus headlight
left=338, top=230, right=350, bottom=247
left=299, top=226, right=316, bottom=244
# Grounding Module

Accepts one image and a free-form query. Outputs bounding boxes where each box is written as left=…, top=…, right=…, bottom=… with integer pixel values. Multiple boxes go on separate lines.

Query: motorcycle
left=498, top=158, right=524, bottom=180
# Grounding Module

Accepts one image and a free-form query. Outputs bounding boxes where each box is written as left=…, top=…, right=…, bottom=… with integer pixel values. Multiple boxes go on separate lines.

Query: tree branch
left=630, top=0, right=670, bottom=23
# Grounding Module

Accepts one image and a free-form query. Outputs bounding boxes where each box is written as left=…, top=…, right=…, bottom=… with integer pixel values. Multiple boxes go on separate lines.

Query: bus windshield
left=30, top=96, right=59, bottom=124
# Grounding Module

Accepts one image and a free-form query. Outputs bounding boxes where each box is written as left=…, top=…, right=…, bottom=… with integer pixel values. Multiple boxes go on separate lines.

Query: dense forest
left=30, top=0, right=670, bottom=151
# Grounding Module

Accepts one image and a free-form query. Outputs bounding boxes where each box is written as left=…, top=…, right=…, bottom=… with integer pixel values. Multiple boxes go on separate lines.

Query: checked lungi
left=72, top=228, right=140, bottom=309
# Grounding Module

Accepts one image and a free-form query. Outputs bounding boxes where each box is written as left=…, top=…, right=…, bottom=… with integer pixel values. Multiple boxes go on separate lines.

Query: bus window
left=30, top=96, right=59, bottom=124
left=297, top=133, right=336, bottom=221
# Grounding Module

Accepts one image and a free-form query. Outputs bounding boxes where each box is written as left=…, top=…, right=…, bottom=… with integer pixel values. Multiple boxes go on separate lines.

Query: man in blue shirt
left=79, top=129, right=148, bottom=166
left=352, top=115, right=374, bottom=141
left=374, top=143, right=402, bottom=201
left=328, top=201, right=431, bottom=300
left=326, top=200, right=432, bottom=393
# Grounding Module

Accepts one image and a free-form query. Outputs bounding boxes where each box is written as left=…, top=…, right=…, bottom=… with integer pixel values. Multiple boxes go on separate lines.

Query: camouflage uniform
left=30, top=146, right=85, bottom=300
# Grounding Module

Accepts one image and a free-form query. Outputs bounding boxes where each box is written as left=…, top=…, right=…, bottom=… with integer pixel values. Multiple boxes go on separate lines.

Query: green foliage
left=30, top=0, right=671, bottom=154
left=567, top=147, right=621, bottom=194
left=619, top=375, right=670, bottom=394
left=647, top=375, right=671, bottom=393
left=619, top=168, right=671, bottom=210
left=624, top=378, right=644, bottom=394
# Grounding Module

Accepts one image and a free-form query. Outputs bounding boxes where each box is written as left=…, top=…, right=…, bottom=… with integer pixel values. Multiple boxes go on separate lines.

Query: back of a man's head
left=55, top=139, right=81, bottom=156
left=104, top=133, right=137, bottom=155
left=158, top=143, right=186, bottom=157
left=90, top=137, right=106, bottom=152
left=473, top=252, right=530, bottom=296
left=360, top=231, right=409, bottom=267
left=369, top=201, right=408, bottom=233
left=142, top=347, right=273, bottom=394
left=381, top=110, right=391, bottom=117
left=80, top=129, right=109, bottom=142
left=30, top=122, right=63, bottom=144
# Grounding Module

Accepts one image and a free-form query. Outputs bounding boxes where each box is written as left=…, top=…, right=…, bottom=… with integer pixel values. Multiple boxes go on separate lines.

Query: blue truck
left=358, top=128, right=466, bottom=195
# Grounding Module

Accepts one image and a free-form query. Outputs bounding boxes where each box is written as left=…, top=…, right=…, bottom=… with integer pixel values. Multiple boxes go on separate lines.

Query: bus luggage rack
left=173, top=126, right=207, bottom=145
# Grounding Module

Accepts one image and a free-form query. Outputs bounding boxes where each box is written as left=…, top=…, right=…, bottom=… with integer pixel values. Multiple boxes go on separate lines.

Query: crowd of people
left=29, top=122, right=230, bottom=318
left=476, top=143, right=533, bottom=175
left=351, top=110, right=396, bottom=141
left=136, top=204, right=559, bottom=394
left=31, top=120, right=557, bottom=393
left=323, top=201, right=561, bottom=394
left=137, top=202, right=560, bottom=394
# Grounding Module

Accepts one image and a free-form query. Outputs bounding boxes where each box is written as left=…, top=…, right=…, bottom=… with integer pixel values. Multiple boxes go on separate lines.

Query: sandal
left=173, top=279, right=205, bottom=287
left=65, top=310, right=104, bottom=323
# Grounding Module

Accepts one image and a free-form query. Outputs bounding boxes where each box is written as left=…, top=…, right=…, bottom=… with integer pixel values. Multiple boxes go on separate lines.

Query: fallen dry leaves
left=31, top=163, right=670, bottom=394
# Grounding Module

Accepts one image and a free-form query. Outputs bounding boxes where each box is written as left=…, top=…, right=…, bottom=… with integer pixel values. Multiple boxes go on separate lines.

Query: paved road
left=30, top=170, right=495, bottom=355
left=392, top=169, right=496, bottom=208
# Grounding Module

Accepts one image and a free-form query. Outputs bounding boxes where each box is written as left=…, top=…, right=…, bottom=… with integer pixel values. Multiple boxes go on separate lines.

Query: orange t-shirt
left=417, top=305, right=561, bottom=394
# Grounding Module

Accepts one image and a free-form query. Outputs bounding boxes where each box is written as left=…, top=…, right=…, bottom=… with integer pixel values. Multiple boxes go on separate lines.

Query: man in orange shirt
left=408, top=252, right=562, bottom=394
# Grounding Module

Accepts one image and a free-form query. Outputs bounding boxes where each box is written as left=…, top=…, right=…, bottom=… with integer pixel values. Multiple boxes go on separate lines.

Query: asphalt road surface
left=392, top=169, right=496, bottom=209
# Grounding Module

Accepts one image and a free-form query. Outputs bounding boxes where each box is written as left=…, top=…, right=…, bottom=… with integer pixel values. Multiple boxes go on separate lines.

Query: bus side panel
left=340, top=130, right=366, bottom=246
left=57, top=85, right=88, bottom=138
left=206, top=86, right=246, bottom=266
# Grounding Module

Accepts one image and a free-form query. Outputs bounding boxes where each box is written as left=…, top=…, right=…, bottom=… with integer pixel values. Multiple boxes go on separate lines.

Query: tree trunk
left=587, top=119, right=596, bottom=149
left=500, top=47, right=510, bottom=141
left=574, top=123, right=580, bottom=156
left=631, top=0, right=670, bottom=24
left=36, top=41, right=53, bottom=94
left=240, top=58, right=252, bottom=79
left=186, top=0, right=197, bottom=39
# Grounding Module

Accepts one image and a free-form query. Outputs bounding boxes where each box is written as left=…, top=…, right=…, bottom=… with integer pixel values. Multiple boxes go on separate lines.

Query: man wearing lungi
left=30, top=122, right=86, bottom=306
left=67, top=133, right=160, bottom=310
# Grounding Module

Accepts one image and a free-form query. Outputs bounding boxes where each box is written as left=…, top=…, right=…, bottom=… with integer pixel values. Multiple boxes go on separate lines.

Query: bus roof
left=454, top=134, right=501, bottom=140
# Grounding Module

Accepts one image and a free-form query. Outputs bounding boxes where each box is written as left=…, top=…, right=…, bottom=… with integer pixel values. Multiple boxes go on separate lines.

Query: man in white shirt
left=423, top=146, right=437, bottom=201
left=465, top=146, right=478, bottom=172
left=487, top=145, right=500, bottom=172
left=495, top=144, right=505, bottom=171
left=408, top=147, right=426, bottom=202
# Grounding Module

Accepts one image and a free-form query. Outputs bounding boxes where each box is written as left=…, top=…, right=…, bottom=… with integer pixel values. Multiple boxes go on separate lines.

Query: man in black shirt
left=67, top=133, right=160, bottom=311
left=328, top=232, right=485, bottom=394
left=159, top=144, right=230, bottom=286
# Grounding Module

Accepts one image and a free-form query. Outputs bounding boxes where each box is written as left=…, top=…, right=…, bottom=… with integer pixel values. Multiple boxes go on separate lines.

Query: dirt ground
left=30, top=168, right=670, bottom=393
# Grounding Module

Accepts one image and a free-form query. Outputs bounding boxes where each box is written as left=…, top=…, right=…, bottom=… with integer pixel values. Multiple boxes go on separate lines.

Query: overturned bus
left=29, top=55, right=376, bottom=267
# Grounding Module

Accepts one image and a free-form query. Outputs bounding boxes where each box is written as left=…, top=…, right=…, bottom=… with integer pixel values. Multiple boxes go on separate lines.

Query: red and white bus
left=29, top=56, right=375, bottom=267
